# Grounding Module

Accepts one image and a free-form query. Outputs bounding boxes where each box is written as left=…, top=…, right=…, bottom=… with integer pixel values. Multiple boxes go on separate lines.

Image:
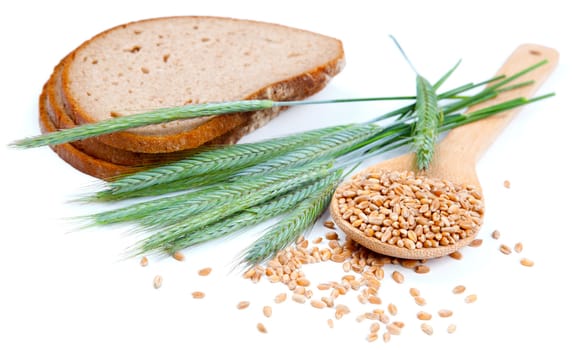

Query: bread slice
left=43, top=61, right=273, bottom=178
left=39, top=82, right=140, bottom=179
left=59, top=16, right=345, bottom=153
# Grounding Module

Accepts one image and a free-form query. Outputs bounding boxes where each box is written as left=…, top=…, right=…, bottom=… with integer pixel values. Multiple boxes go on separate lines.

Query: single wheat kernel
left=417, top=311, right=432, bottom=320
left=366, top=333, right=378, bottom=342
left=191, top=291, right=205, bottom=299
left=310, top=299, right=326, bottom=309
left=469, top=239, right=483, bottom=247
left=414, top=296, right=427, bottom=306
left=449, top=251, right=463, bottom=260
left=275, top=293, right=287, bottom=303
left=257, top=322, right=267, bottom=333
left=499, top=244, right=512, bottom=255
left=370, top=322, right=381, bottom=333
left=312, top=237, right=323, bottom=244
left=414, top=265, right=430, bottom=274
left=409, top=288, right=420, bottom=297
left=139, top=256, right=148, bottom=267
left=492, top=230, right=501, bottom=239
left=368, top=295, right=382, bottom=305
left=391, top=271, right=404, bottom=284
left=292, top=293, right=306, bottom=304
left=386, top=323, right=401, bottom=335
left=198, top=267, right=212, bottom=276
left=388, top=303, right=398, bottom=316
left=447, top=324, right=457, bottom=334
left=172, top=251, right=185, bottom=261
left=452, top=285, right=466, bottom=294
left=327, top=319, right=334, bottom=328
left=438, top=309, right=453, bottom=317
left=262, top=305, right=272, bottom=318
left=383, top=332, right=391, bottom=343
left=324, top=220, right=335, bottom=229
left=520, top=258, right=534, bottom=267
left=421, top=323, right=434, bottom=335
left=503, top=180, right=511, bottom=189
left=514, top=242, right=523, bottom=253
left=464, top=294, right=478, bottom=304
left=237, top=301, right=250, bottom=310
left=325, top=231, right=339, bottom=240
left=153, top=275, right=162, bottom=289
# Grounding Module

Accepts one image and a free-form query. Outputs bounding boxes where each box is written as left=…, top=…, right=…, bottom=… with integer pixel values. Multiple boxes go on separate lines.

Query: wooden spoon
left=330, top=44, right=559, bottom=259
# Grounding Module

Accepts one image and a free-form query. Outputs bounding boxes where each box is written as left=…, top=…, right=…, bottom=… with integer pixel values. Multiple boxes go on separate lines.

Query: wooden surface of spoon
left=330, top=44, right=559, bottom=259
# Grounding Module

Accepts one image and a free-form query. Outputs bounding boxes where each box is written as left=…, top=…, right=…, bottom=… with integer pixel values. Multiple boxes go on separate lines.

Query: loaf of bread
left=41, top=16, right=345, bottom=178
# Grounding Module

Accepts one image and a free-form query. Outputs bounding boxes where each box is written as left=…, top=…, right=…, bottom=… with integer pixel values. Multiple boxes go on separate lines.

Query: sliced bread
left=59, top=16, right=345, bottom=153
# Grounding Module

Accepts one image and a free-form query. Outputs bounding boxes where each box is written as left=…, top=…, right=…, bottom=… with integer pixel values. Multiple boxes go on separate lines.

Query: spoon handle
left=430, top=44, right=559, bottom=185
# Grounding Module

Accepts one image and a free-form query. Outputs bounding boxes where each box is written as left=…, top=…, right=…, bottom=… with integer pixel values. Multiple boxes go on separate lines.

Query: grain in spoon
left=329, top=44, right=559, bottom=259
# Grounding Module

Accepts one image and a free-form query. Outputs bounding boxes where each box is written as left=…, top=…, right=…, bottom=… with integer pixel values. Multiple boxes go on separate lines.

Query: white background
left=1, top=0, right=570, bottom=349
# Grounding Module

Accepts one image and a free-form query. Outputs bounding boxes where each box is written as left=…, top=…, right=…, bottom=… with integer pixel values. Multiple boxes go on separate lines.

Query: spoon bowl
left=330, top=44, right=559, bottom=259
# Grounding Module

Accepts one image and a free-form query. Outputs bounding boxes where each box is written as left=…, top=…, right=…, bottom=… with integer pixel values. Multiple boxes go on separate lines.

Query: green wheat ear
left=10, top=96, right=413, bottom=149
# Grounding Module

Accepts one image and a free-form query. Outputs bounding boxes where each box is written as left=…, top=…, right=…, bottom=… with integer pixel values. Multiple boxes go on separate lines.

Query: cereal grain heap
left=333, top=170, right=485, bottom=249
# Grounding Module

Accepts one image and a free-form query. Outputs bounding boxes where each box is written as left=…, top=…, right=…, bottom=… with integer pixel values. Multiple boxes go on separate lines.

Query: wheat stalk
left=159, top=170, right=343, bottom=255
left=137, top=161, right=336, bottom=253
left=100, top=124, right=348, bottom=196
left=239, top=174, right=339, bottom=267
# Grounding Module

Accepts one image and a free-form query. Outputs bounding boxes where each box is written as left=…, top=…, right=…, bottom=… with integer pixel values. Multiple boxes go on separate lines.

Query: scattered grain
left=469, top=239, right=483, bottom=247
left=449, top=251, right=463, bottom=260
left=503, top=180, right=511, bottom=189
left=414, top=296, right=426, bottom=306
left=417, top=311, right=432, bottom=320
left=153, top=275, right=162, bottom=289
left=520, top=258, right=534, bottom=267
left=499, top=244, right=512, bottom=255
left=139, top=256, right=148, bottom=267
left=262, top=305, right=272, bottom=318
left=274, top=293, right=287, bottom=304
left=464, top=294, right=478, bottom=304
left=491, top=230, right=501, bottom=239
left=414, top=265, right=431, bottom=274
left=292, top=293, right=307, bottom=304
left=324, top=220, right=335, bottom=229
left=438, top=309, right=453, bottom=317
left=421, top=323, right=434, bottom=335
left=327, top=319, right=334, bottom=328
left=172, top=251, right=185, bottom=261
left=237, top=301, right=250, bottom=310
left=370, top=322, right=381, bottom=333
left=409, top=288, right=420, bottom=297
left=514, top=242, right=523, bottom=253
left=366, top=333, right=378, bottom=342
left=192, top=291, right=205, bottom=299
left=386, top=323, right=401, bottom=335
left=452, top=285, right=466, bottom=294
left=383, top=332, right=391, bottom=343
left=311, top=299, right=327, bottom=309
left=447, top=324, right=457, bottom=334
left=198, top=267, right=212, bottom=276
left=325, top=231, right=339, bottom=240
left=368, top=295, right=382, bottom=305
left=392, top=271, right=404, bottom=284
left=257, top=322, right=267, bottom=333
left=388, top=303, right=398, bottom=316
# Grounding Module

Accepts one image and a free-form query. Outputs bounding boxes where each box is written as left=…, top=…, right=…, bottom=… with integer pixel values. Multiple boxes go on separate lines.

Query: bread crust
left=59, top=16, right=345, bottom=153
